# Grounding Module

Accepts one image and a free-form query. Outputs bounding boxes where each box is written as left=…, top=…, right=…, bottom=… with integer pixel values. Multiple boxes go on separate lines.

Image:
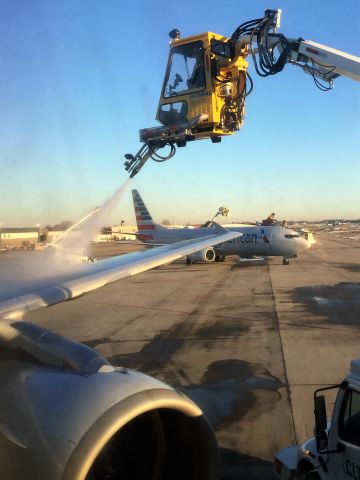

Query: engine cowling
left=0, top=321, right=219, bottom=480
left=188, top=247, right=216, bottom=263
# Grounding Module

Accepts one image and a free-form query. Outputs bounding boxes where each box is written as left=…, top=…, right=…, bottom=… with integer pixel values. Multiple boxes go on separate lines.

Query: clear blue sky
left=1, top=0, right=359, bottom=226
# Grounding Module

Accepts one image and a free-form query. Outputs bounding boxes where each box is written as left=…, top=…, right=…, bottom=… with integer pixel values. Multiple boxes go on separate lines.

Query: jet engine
left=187, top=247, right=216, bottom=263
left=0, top=321, right=219, bottom=480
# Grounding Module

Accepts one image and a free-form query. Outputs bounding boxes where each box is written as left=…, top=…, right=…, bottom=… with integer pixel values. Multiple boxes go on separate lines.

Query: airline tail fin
left=132, top=190, right=163, bottom=241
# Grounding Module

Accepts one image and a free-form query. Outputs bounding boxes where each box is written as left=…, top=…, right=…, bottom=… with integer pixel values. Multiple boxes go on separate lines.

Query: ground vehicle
left=274, top=359, right=360, bottom=479
left=124, top=9, right=360, bottom=177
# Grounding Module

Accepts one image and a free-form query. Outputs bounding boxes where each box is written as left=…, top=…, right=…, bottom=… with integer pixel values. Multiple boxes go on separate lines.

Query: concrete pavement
left=19, top=232, right=360, bottom=479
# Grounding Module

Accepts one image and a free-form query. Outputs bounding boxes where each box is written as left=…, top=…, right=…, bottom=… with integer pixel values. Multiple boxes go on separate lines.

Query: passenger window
left=339, top=389, right=360, bottom=447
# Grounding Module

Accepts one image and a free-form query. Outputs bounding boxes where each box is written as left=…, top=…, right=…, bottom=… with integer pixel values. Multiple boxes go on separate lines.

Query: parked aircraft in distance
left=132, top=190, right=312, bottom=265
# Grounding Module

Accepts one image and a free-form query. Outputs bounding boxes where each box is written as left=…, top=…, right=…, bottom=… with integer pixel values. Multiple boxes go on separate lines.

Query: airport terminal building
left=0, top=227, right=40, bottom=250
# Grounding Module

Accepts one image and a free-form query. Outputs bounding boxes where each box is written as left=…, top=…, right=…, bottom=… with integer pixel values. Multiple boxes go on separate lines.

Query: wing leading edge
left=0, top=226, right=241, bottom=320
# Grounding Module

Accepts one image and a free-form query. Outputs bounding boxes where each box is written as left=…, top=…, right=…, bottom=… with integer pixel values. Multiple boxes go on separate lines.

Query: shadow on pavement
left=291, top=281, right=360, bottom=325
left=331, top=262, right=360, bottom=274
left=220, top=447, right=276, bottom=480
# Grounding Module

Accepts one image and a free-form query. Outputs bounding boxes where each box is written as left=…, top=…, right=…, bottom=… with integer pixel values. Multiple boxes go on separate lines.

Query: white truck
left=274, top=359, right=360, bottom=480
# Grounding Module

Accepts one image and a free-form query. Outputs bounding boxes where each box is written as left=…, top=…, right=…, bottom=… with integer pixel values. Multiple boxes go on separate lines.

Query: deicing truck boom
left=124, top=9, right=360, bottom=177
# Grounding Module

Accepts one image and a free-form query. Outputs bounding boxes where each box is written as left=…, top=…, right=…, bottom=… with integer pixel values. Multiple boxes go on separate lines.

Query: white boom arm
left=238, top=9, right=360, bottom=87
left=294, top=40, right=360, bottom=82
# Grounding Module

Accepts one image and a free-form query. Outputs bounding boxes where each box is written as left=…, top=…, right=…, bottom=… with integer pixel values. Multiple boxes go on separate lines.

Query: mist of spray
left=59, top=178, right=131, bottom=255
left=0, top=178, right=131, bottom=302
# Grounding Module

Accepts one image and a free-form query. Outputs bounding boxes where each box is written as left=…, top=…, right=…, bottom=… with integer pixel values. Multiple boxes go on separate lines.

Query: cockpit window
left=163, top=41, right=205, bottom=98
left=285, top=233, right=300, bottom=239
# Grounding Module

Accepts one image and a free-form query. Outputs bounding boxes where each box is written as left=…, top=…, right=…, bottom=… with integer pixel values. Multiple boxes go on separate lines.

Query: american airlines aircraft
left=132, top=189, right=312, bottom=265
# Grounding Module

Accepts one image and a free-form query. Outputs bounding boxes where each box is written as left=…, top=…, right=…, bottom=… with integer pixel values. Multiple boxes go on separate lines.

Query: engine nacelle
left=189, top=247, right=216, bottom=263
left=0, top=321, right=219, bottom=480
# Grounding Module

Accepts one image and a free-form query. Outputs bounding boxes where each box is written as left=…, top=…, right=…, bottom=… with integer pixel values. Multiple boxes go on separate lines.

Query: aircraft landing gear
left=215, top=254, right=226, bottom=262
left=283, top=258, right=290, bottom=265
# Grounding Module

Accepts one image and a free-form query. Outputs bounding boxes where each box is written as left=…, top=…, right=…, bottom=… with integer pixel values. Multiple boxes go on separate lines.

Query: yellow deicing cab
left=125, top=30, right=250, bottom=177
left=155, top=31, right=249, bottom=142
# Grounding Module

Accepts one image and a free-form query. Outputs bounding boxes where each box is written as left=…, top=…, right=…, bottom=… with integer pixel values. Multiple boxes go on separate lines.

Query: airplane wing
left=0, top=226, right=234, bottom=479
left=0, top=225, right=240, bottom=320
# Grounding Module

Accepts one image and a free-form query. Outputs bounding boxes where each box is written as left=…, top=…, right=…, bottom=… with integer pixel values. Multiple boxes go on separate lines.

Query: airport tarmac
left=13, top=231, right=360, bottom=479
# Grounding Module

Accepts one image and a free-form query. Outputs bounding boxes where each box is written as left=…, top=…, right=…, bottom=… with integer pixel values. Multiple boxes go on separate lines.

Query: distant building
left=111, top=225, right=137, bottom=240
left=93, top=234, right=113, bottom=243
left=0, top=227, right=39, bottom=249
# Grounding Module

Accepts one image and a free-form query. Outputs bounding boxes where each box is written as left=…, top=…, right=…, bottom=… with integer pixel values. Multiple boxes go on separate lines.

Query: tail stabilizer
left=132, top=189, right=155, bottom=228
left=132, top=190, right=166, bottom=242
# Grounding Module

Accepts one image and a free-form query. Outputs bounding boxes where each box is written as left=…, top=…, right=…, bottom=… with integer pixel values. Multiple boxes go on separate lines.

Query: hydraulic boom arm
left=236, top=9, right=360, bottom=88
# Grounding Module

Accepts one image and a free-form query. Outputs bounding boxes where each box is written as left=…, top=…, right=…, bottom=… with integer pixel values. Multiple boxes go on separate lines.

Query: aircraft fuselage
left=140, top=225, right=310, bottom=258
